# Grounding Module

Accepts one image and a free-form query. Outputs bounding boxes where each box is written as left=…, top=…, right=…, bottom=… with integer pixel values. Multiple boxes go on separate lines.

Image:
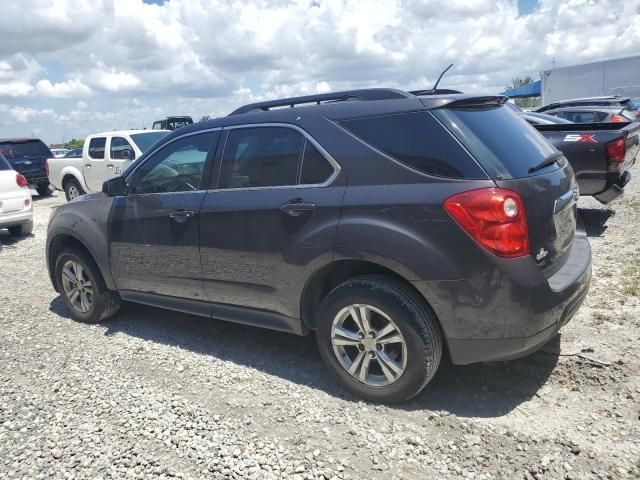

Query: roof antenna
left=430, top=64, right=454, bottom=94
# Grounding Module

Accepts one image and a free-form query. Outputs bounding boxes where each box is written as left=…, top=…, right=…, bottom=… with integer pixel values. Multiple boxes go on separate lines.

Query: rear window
left=0, top=154, right=11, bottom=170
left=432, top=105, right=558, bottom=179
left=131, top=131, right=170, bottom=152
left=340, top=111, right=486, bottom=179
left=0, top=139, right=52, bottom=159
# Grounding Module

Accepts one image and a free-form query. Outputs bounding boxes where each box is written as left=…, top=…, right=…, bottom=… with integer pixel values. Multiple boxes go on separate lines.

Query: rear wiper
left=529, top=151, right=564, bottom=174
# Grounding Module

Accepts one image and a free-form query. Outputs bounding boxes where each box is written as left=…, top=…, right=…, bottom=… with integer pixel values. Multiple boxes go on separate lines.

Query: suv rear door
left=199, top=124, right=344, bottom=320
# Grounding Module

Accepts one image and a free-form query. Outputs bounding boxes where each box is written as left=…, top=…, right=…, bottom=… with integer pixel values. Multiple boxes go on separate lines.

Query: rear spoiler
left=533, top=122, right=638, bottom=132
left=431, top=96, right=508, bottom=109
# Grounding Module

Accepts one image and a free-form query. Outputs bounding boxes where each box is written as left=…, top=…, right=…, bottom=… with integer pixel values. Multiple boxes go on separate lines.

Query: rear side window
left=219, top=127, right=304, bottom=189
left=0, top=139, right=52, bottom=159
left=88, top=137, right=106, bottom=159
left=300, top=142, right=334, bottom=184
left=340, top=111, right=486, bottom=179
left=433, top=105, right=558, bottom=179
left=0, top=154, right=11, bottom=170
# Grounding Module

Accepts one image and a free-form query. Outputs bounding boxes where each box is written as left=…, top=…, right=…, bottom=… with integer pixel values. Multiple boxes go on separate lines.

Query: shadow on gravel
left=50, top=298, right=561, bottom=417
left=0, top=229, right=34, bottom=247
left=578, top=207, right=615, bottom=237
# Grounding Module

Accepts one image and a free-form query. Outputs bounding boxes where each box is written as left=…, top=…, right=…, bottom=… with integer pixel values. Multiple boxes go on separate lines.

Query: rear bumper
left=412, top=234, right=592, bottom=365
left=0, top=209, right=33, bottom=228
left=26, top=176, right=49, bottom=187
left=594, top=171, right=631, bottom=204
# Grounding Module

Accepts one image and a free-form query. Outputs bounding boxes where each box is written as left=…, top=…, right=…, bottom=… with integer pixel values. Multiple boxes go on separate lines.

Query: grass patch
left=622, top=253, right=640, bottom=297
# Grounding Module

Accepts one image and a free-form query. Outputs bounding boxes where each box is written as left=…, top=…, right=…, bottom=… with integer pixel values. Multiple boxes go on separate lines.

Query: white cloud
left=0, top=0, right=638, bottom=143
left=34, top=78, right=91, bottom=97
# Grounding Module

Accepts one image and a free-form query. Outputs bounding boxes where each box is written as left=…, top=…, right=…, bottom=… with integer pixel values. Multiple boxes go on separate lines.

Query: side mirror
left=122, top=149, right=134, bottom=160
left=102, top=176, right=127, bottom=196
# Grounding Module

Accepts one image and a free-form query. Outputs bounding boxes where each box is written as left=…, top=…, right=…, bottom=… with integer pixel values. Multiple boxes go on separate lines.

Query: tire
left=316, top=275, right=442, bottom=403
left=36, top=183, right=51, bottom=196
left=54, top=248, right=121, bottom=323
left=63, top=178, right=85, bottom=201
left=8, top=221, right=33, bottom=237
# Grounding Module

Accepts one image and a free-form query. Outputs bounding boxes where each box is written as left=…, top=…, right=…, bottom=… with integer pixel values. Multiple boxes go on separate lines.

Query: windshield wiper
left=529, top=151, right=564, bottom=174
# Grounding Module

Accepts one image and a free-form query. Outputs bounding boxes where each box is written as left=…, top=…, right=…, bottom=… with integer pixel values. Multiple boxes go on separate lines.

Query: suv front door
left=199, top=125, right=344, bottom=319
left=108, top=130, right=220, bottom=299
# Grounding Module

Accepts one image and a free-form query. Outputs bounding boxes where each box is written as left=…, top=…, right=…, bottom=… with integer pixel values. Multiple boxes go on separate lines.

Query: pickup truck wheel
left=316, top=275, right=442, bottom=403
left=36, top=183, right=51, bottom=196
left=64, top=178, right=84, bottom=201
left=54, top=248, right=121, bottom=323
left=8, top=221, right=33, bottom=237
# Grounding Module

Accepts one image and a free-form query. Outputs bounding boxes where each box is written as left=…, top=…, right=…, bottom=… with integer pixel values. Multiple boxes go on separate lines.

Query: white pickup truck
left=48, top=129, right=169, bottom=200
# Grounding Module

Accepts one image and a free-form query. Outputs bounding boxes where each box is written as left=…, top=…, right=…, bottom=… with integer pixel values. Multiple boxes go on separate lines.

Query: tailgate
left=433, top=103, right=579, bottom=270
left=8, top=156, right=47, bottom=178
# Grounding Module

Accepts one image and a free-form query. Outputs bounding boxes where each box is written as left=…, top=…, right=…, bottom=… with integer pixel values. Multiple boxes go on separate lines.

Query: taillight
left=16, top=174, right=28, bottom=188
left=444, top=188, right=529, bottom=258
left=45, top=159, right=50, bottom=176
left=610, top=114, right=627, bottom=123
left=605, top=138, right=626, bottom=162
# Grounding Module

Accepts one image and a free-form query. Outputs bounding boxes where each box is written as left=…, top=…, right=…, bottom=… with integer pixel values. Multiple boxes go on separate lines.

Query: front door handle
left=169, top=209, right=195, bottom=223
left=280, top=199, right=316, bottom=217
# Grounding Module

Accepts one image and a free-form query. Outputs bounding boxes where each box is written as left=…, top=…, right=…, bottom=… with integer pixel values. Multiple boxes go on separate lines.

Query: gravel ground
left=1, top=164, right=639, bottom=480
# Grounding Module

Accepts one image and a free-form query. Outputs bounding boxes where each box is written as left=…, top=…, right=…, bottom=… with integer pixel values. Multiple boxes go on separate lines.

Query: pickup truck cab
left=48, top=130, right=169, bottom=200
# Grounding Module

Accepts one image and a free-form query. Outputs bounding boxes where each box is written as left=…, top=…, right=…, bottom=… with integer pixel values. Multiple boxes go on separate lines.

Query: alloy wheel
left=61, top=259, right=93, bottom=313
left=331, top=304, right=407, bottom=387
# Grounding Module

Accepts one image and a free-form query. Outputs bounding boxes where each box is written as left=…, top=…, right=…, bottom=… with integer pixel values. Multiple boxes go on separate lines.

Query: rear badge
left=563, top=134, right=597, bottom=143
left=536, top=248, right=548, bottom=261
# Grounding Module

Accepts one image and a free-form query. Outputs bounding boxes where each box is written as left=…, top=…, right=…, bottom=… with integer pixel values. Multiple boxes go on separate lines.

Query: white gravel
left=1, top=163, right=640, bottom=479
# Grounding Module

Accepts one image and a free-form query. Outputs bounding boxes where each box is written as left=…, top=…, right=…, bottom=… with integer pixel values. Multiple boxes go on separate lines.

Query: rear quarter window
left=339, top=111, right=487, bottom=179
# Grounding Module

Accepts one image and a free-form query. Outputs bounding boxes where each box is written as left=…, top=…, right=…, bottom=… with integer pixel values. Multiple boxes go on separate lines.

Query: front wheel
left=63, top=178, right=84, bottom=201
left=54, top=248, right=120, bottom=323
left=316, top=275, right=442, bottom=403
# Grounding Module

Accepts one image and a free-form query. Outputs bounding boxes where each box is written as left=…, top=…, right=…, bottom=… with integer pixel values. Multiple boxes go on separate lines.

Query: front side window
left=128, top=132, right=218, bottom=194
left=219, top=127, right=304, bottom=189
left=110, top=137, right=136, bottom=160
left=88, top=137, right=106, bottom=160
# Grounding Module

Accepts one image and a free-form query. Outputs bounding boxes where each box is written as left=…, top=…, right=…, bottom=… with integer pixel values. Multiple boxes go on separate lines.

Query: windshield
left=130, top=131, right=169, bottom=152
left=433, top=104, right=560, bottom=179
left=0, top=139, right=52, bottom=159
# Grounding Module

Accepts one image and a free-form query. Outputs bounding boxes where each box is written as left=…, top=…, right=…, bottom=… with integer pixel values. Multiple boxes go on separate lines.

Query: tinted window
left=152, top=122, right=163, bottom=130
left=88, top=137, right=106, bottom=159
left=340, top=111, right=486, bottom=179
left=110, top=137, right=135, bottom=160
left=0, top=154, right=11, bottom=170
left=129, top=132, right=218, bottom=194
left=130, top=131, right=169, bottom=152
left=562, top=111, right=597, bottom=123
left=0, top=139, right=52, bottom=159
left=433, top=105, right=558, bottom=179
left=300, top=141, right=334, bottom=184
left=219, top=127, right=304, bottom=189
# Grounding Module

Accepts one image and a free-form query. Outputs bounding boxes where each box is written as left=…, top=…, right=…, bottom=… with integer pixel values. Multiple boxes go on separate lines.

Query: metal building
left=541, top=55, right=640, bottom=105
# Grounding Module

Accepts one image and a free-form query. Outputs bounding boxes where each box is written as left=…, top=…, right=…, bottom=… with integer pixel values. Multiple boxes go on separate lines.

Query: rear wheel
left=316, top=275, right=442, bottom=403
left=63, top=178, right=84, bottom=201
left=54, top=248, right=120, bottom=323
left=8, top=221, right=33, bottom=237
left=36, top=183, right=51, bottom=196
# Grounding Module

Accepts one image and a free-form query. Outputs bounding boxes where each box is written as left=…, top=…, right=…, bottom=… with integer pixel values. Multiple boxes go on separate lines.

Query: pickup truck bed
left=533, top=122, right=640, bottom=203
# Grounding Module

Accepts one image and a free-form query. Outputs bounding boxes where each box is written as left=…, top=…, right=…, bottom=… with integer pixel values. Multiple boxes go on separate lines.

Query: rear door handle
left=169, top=209, right=195, bottom=223
left=280, top=199, right=316, bottom=217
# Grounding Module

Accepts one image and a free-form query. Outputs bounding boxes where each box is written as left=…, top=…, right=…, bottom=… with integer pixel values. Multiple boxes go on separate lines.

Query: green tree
left=504, top=76, right=541, bottom=109
left=66, top=138, right=84, bottom=149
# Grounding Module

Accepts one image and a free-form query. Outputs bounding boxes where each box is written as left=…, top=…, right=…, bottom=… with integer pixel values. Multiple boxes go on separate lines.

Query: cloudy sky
left=1, top=0, right=639, bottom=145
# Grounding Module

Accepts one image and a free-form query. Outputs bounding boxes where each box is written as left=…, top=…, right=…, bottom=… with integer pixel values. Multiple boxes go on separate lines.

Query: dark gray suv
left=47, top=89, right=592, bottom=403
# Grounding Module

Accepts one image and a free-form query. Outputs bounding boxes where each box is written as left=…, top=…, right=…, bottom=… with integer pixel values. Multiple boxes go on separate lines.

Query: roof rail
left=228, top=88, right=415, bottom=115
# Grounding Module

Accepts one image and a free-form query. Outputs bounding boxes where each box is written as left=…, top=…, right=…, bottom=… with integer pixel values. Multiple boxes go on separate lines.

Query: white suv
left=48, top=129, right=169, bottom=200
left=0, top=154, right=33, bottom=237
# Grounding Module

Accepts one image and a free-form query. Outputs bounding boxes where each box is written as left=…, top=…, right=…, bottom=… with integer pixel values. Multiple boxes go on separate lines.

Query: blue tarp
left=501, top=80, right=541, bottom=98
